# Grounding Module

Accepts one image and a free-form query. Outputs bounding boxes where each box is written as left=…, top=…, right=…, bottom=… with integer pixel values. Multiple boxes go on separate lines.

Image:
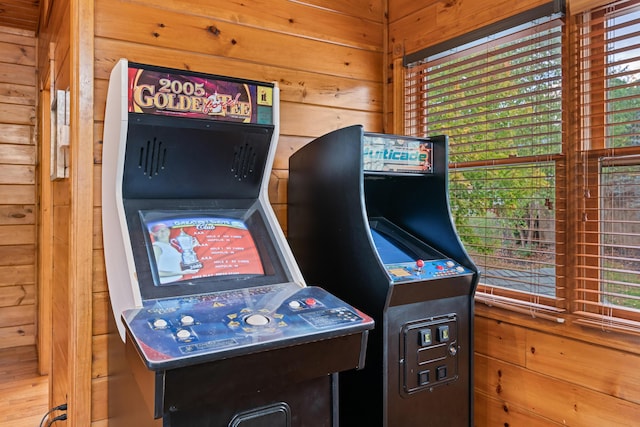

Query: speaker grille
left=138, top=137, right=166, bottom=178
left=232, top=142, right=257, bottom=181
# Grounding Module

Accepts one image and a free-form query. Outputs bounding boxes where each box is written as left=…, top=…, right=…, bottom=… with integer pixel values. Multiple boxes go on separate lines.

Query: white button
left=245, top=314, right=270, bottom=326
left=446, top=261, right=455, bottom=268
left=181, top=315, right=194, bottom=326
left=176, top=329, right=191, bottom=339
left=153, top=319, right=168, bottom=329
left=288, top=300, right=301, bottom=309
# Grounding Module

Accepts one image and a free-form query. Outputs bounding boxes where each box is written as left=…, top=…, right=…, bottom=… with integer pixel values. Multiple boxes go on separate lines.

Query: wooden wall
left=90, top=0, right=386, bottom=424
left=2, top=0, right=633, bottom=425
left=0, top=25, right=36, bottom=351
left=36, top=0, right=95, bottom=425
left=388, top=0, right=640, bottom=425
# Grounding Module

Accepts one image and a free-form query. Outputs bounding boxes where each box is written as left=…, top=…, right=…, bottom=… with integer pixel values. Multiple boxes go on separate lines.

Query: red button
left=436, top=265, right=444, bottom=270
left=305, top=298, right=317, bottom=306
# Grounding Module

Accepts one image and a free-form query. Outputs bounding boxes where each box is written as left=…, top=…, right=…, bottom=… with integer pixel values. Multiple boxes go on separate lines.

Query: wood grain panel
left=0, top=103, right=34, bottom=125
left=388, top=0, right=441, bottom=22
left=280, top=101, right=381, bottom=137
left=0, top=62, right=36, bottom=86
left=476, top=353, right=640, bottom=425
left=0, top=205, right=34, bottom=225
left=0, top=145, right=35, bottom=164
left=0, top=245, right=34, bottom=266
left=0, top=324, right=35, bottom=349
left=0, top=285, right=34, bottom=307
left=474, top=315, right=527, bottom=366
left=0, top=3, right=40, bottom=34
left=0, top=305, right=35, bottom=327
left=0, top=82, right=36, bottom=105
left=125, top=0, right=383, bottom=51
left=93, top=207, right=102, bottom=250
left=0, top=264, right=34, bottom=286
left=0, top=184, right=34, bottom=204
left=91, top=376, right=108, bottom=422
left=0, top=224, right=34, bottom=245
left=389, top=0, right=549, bottom=59
left=525, top=329, right=640, bottom=404
left=474, top=390, right=563, bottom=426
left=95, top=0, right=381, bottom=82
left=0, top=27, right=36, bottom=47
left=0, top=367, right=47, bottom=427
left=92, top=250, right=107, bottom=293
left=0, top=165, right=34, bottom=184
left=92, top=334, right=108, bottom=380
left=92, top=291, right=110, bottom=337
left=0, top=124, right=31, bottom=145
left=296, top=0, right=384, bottom=20
left=0, top=41, right=36, bottom=66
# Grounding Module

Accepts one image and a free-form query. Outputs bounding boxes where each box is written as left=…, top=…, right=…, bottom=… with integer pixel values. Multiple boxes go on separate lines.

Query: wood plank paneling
left=0, top=184, right=34, bottom=204
left=474, top=315, right=527, bottom=366
left=127, top=0, right=384, bottom=51
left=0, top=63, right=36, bottom=86
left=0, top=124, right=32, bottom=145
left=0, top=245, right=34, bottom=266
left=0, top=204, right=34, bottom=225
left=0, top=25, right=36, bottom=359
left=0, top=264, right=34, bottom=285
left=476, top=352, right=640, bottom=426
left=0, top=285, right=35, bottom=307
left=0, top=82, right=36, bottom=105
left=388, top=0, right=549, bottom=60
left=0, top=40, right=35, bottom=66
left=526, top=329, right=640, bottom=404
left=0, top=325, right=35, bottom=349
left=95, top=0, right=381, bottom=82
left=296, top=0, right=384, bottom=20
left=475, top=391, right=563, bottom=426
left=0, top=144, right=35, bottom=165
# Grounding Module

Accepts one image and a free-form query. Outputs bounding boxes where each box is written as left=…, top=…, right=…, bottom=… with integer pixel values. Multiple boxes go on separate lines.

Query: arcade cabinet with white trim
left=102, top=60, right=373, bottom=427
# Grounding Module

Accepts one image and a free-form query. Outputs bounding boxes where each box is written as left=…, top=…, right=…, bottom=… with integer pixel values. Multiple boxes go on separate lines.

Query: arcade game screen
left=139, top=210, right=266, bottom=286
left=369, top=219, right=444, bottom=265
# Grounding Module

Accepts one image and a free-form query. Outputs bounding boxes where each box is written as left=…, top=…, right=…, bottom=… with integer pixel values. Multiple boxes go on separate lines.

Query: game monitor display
left=369, top=218, right=446, bottom=264
left=131, top=207, right=289, bottom=300
left=139, top=211, right=266, bottom=286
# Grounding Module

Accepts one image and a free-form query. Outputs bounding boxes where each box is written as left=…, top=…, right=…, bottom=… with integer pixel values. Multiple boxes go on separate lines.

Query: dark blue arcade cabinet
left=102, top=61, right=373, bottom=427
left=288, top=125, right=479, bottom=426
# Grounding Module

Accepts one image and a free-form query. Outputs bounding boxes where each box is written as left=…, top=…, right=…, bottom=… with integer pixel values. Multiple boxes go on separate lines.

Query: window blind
left=404, top=15, right=566, bottom=316
left=575, top=0, right=640, bottom=332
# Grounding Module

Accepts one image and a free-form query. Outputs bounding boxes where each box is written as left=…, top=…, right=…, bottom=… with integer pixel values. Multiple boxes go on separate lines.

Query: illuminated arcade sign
left=363, top=135, right=433, bottom=174
left=127, top=64, right=274, bottom=125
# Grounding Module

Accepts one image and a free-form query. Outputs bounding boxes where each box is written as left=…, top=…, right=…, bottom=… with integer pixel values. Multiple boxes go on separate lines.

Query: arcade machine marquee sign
left=127, top=64, right=274, bottom=125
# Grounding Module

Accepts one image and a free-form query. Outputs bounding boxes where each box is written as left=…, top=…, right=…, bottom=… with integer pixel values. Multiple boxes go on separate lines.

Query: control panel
left=122, top=283, right=373, bottom=369
left=400, top=314, right=459, bottom=395
left=384, top=259, right=471, bottom=283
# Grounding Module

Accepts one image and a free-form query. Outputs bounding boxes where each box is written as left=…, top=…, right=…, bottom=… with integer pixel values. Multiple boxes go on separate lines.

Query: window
left=404, top=13, right=566, bottom=317
left=403, top=0, right=640, bottom=332
left=575, top=0, right=640, bottom=331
